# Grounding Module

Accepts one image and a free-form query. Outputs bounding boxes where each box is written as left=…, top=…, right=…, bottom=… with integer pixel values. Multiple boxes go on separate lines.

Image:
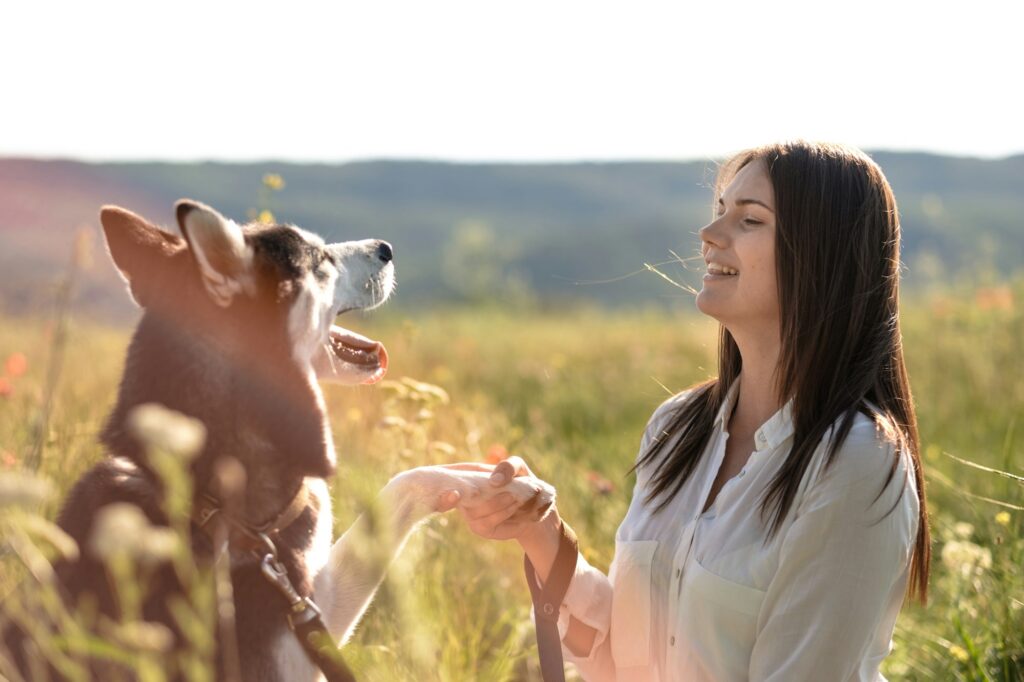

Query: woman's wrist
left=517, top=508, right=564, bottom=580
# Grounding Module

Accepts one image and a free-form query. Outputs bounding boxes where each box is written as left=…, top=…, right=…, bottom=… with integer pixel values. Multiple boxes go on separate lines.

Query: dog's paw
left=390, top=466, right=556, bottom=522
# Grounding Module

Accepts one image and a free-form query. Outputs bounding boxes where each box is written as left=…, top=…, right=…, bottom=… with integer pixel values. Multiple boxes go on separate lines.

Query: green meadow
left=1, top=280, right=1021, bottom=680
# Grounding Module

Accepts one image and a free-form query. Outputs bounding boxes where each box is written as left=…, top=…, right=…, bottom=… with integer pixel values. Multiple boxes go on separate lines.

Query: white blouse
left=557, top=380, right=920, bottom=681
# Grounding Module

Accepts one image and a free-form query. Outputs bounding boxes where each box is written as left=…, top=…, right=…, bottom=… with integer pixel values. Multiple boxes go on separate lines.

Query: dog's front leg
left=314, top=466, right=554, bottom=645
left=313, top=468, right=453, bottom=645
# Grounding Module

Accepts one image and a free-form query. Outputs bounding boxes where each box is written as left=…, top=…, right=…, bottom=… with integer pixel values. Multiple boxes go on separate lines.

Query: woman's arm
left=516, top=505, right=599, bottom=657
left=451, top=458, right=611, bottom=662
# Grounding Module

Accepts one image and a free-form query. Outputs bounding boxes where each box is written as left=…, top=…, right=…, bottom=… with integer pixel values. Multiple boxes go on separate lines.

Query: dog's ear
left=100, top=205, right=185, bottom=307
left=175, top=199, right=254, bottom=308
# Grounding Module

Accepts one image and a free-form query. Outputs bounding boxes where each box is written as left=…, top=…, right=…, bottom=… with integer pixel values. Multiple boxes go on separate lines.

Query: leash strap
left=291, top=611, right=357, bottom=682
left=524, top=520, right=579, bottom=682
left=258, top=537, right=357, bottom=682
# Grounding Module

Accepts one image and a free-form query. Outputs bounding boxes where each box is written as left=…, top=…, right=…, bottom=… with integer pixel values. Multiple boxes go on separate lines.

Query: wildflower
left=108, top=621, right=174, bottom=653
left=20, top=514, right=79, bottom=561
left=995, top=511, right=1011, bottom=526
left=428, top=441, right=457, bottom=457
left=1, top=451, right=16, bottom=468
left=486, top=444, right=508, bottom=464
left=4, top=352, right=27, bottom=378
left=432, top=365, right=454, bottom=384
left=924, top=444, right=941, bottom=461
left=400, top=377, right=450, bottom=405
left=0, top=377, right=12, bottom=398
left=379, top=415, right=407, bottom=430
left=974, top=286, right=1013, bottom=312
left=258, top=210, right=276, bottom=225
left=953, top=521, right=974, bottom=539
left=0, top=471, right=53, bottom=508
left=941, top=540, right=992, bottom=578
left=262, top=173, right=285, bottom=191
left=416, top=408, right=434, bottom=422
left=89, top=503, right=179, bottom=564
left=346, top=407, right=363, bottom=422
left=378, top=380, right=410, bottom=398
left=587, top=470, right=615, bottom=496
left=948, top=644, right=969, bottom=663
left=127, top=403, right=206, bottom=461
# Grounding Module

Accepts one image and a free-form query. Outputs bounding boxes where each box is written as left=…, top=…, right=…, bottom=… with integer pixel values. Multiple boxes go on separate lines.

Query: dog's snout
left=376, top=241, right=394, bottom=263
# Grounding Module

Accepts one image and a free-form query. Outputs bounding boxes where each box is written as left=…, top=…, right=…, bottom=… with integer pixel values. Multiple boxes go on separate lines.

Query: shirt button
left=757, top=432, right=767, bottom=446
left=737, top=469, right=746, bottom=478
left=670, top=636, right=676, bottom=646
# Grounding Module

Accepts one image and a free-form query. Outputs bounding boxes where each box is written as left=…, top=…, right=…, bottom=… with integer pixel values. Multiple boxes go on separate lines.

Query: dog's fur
left=3, top=201, right=553, bottom=681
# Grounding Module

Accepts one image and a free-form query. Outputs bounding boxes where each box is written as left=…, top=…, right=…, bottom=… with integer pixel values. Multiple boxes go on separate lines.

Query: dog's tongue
left=329, top=326, right=389, bottom=384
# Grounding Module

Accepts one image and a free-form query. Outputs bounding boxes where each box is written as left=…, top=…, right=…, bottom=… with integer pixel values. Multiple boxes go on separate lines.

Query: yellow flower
left=948, top=644, right=969, bottom=663
left=258, top=210, right=276, bottom=225
left=262, top=173, right=285, bottom=190
left=995, top=511, right=1011, bottom=526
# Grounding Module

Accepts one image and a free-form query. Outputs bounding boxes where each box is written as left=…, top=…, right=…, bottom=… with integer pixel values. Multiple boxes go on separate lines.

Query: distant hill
left=2, top=153, right=1022, bottom=321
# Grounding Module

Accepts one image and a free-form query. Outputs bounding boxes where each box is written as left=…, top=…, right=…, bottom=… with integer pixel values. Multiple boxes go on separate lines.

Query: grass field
left=1, top=281, right=1021, bottom=680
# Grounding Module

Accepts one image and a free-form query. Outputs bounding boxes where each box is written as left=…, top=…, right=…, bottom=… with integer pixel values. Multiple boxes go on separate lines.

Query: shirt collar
left=713, top=376, right=795, bottom=452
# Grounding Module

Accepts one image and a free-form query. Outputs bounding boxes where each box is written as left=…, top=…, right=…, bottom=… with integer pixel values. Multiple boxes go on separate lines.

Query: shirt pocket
left=609, top=539, right=658, bottom=668
left=677, top=554, right=766, bottom=678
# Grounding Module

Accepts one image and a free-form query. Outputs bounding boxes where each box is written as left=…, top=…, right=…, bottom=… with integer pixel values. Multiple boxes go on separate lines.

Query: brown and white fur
left=3, top=201, right=553, bottom=681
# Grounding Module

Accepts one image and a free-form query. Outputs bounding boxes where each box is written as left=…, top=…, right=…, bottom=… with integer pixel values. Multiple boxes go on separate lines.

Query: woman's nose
left=699, top=218, right=728, bottom=249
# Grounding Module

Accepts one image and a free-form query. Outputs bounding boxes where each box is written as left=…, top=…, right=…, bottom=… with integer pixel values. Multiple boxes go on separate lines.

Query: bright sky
left=3, top=0, right=1020, bottom=162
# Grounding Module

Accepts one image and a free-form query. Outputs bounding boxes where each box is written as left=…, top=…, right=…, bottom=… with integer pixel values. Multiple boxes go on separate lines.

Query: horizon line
left=2, top=148, right=1023, bottom=166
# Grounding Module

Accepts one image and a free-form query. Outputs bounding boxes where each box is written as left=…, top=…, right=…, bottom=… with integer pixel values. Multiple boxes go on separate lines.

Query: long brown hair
left=636, top=141, right=930, bottom=603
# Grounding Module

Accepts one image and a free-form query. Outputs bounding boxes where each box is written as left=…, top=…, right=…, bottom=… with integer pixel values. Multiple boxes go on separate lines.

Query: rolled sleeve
left=555, top=552, right=618, bottom=677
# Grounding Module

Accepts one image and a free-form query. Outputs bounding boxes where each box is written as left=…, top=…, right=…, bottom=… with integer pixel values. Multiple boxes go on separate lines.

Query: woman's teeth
left=708, top=263, right=739, bottom=276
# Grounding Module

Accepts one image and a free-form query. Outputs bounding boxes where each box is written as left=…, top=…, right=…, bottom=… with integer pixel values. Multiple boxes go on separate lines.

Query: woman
left=447, top=141, right=930, bottom=681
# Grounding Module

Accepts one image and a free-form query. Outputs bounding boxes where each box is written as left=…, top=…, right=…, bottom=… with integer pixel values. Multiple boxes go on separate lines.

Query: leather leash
left=523, top=520, right=579, bottom=682
left=193, top=485, right=357, bottom=682
left=256, top=533, right=357, bottom=682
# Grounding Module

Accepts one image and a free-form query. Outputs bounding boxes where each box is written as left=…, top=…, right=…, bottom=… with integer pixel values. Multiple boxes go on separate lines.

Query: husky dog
left=4, top=201, right=553, bottom=681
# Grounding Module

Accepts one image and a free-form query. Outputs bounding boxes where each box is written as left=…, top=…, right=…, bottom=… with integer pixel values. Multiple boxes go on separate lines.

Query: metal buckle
left=256, top=532, right=305, bottom=609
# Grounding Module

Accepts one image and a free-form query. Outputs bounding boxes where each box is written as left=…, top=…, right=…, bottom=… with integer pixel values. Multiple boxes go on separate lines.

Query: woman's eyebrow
left=718, top=196, right=775, bottom=213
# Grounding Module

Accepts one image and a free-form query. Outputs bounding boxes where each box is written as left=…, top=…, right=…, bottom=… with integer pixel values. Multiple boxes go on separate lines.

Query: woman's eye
left=742, top=218, right=763, bottom=226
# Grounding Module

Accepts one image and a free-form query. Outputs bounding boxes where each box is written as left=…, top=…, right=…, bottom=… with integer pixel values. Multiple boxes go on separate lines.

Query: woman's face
left=695, top=159, right=780, bottom=336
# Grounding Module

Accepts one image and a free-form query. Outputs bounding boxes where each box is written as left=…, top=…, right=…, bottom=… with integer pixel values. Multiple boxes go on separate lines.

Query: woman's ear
left=175, top=199, right=254, bottom=307
left=99, top=205, right=185, bottom=308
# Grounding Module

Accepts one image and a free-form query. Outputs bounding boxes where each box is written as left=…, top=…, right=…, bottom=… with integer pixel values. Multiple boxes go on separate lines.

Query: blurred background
left=2, top=1, right=1021, bottom=680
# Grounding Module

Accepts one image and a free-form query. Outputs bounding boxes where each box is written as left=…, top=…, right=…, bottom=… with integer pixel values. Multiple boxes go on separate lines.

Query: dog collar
left=192, top=482, right=310, bottom=551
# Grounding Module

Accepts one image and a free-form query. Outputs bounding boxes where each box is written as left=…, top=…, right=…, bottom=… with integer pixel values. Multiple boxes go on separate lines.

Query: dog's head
left=100, top=200, right=394, bottom=385
left=98, top=200, right=394, bottom=480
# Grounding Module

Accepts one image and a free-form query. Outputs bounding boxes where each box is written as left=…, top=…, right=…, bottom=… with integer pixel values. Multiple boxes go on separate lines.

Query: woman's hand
left=441, top=456, right=559, bottom=543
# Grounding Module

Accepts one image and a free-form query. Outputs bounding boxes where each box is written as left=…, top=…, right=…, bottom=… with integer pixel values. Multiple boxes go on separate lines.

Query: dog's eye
left=313, top=251, right=336, bottom=282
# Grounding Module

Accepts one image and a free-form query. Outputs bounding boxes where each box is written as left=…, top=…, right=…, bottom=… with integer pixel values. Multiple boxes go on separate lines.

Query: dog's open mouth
left=316, top=326, right=389, bottom=385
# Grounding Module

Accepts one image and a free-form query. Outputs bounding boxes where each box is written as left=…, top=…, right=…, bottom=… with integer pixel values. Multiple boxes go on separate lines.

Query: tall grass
left=1, top=280, right=1021, bottom=680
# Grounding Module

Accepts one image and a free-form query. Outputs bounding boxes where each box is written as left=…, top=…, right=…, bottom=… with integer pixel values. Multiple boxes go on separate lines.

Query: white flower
left=941, top=540, right=992, bottom=578
left=953, top=521, right=975, bottom=539
left=89, top=503, right=179, bottom=564
left=0, top=471, right=53, bottom=509
left=109, top=621, right=174, bottom=652
left=128, top=403, right=206, bottom=460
